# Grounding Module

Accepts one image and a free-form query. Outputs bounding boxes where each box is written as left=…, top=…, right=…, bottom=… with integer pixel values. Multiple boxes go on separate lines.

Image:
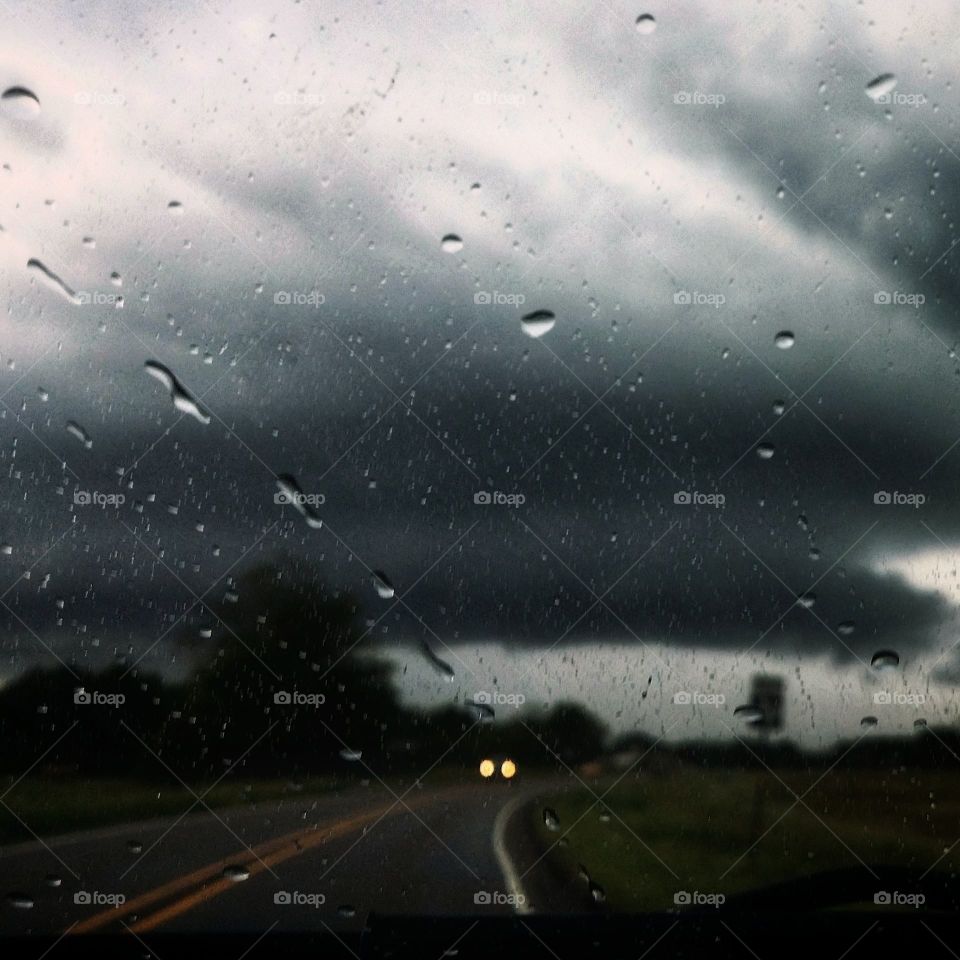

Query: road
left=0, top=777, right=583, bottom=936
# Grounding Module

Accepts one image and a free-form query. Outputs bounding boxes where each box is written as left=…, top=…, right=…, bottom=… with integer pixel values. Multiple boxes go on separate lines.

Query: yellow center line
left=68, top=801, right=391, bottom=934
left=129, top=805, right=393, bottom=932
left=69, top=788, right=450, bottom=935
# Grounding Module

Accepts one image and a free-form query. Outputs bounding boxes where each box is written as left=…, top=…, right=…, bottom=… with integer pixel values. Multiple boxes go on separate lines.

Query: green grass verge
left=0, top=764, right=479, bottom=845
left=0, top=776, right=341, bottom=845
left=531, top=765, right=960, bottom=911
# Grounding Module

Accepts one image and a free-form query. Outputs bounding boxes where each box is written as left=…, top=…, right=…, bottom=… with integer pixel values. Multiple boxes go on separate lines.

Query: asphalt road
left=0, top=777, right=579, bottom=936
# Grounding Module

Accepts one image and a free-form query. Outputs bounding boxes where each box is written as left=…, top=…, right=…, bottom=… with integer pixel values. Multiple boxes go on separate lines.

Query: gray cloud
left=2, top=0, right=960, bottom=743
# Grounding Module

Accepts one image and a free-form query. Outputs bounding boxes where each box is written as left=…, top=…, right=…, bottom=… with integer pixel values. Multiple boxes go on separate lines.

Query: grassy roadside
left=529, top=766, right=960, bottom=911
left=0, top=776, right=342, bottom=845
left=0, top=765, right=478, bottom=845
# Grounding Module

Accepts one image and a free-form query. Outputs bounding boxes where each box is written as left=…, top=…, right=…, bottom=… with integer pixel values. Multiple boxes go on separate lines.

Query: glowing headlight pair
left=479, top=758, right=516, bottom=779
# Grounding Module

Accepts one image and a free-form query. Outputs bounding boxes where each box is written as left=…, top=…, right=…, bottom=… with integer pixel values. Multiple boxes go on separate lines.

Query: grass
left=0, top=764, right=481, bottom=845
left=531, top=764, right=960, bottom=911
left=0, top=776, right=342, bottom=845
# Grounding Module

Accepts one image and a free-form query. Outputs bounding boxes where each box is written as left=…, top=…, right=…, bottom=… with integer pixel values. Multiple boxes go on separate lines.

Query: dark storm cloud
left=3, top=0, right=960, bottom=704
left=4, top=313, right=958, bottom=679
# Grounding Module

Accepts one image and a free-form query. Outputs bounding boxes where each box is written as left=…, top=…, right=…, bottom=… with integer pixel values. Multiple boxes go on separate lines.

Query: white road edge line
left=492, top=793, right=533, bottom=915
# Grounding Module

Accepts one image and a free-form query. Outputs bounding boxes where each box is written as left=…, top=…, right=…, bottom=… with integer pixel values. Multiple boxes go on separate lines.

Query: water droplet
left=337, top=904, right=356, bottom=918
left=339, top=748, right=363, bottom=762
left=635, top=13, right=656, bottom=34
left=168, top=201, right=183, bottom=215
left=1, top=86, right=40, bottom=117
left=372, top=570, right=395, bottom=599
left=1, top=545, right=11, bottom=556
left=589, top=881, right=606, bottom=902
left=871, top=649, right=900, bottom=670
left=543, top=808, right=560, bottom=831
left=222, top=865, right=250, bottom=882
left=275, top=474, right=323, bottom=529
left=27, top=258, right=80, bottom=304
left=521, top=310, right=556, bottom=339
left=37, top=387, right=49, bottom=402
left=772, top=400, right=785, bottom=415
left=440, top=233, right=463, bottom=253
left=420, top=641, right=455, bottom=681
left=776, top=186, right=785, bottom=199
left=914, top=718, right=927, bottom=728
left=110, top=271, right=122, bottom=287
left=860, top=716, right=878, bottom=728
left=796, top=592, right=816, bottom=609
left=470, top=701, right=495, bottom=723
left=44, top=875, right=62, bottom=887
left=756, top=443, right=775, bottom=460
left=865, top=73, right=897, bottom=102
left=5, top=892, right=34, bottom=909
left=837, top=620, right=855, bottom=636
left=82, top=236, right=96, bottom=248
left=774, top=331, right=795, bottom=349
left=734, top=705, right=764, bottom=724
left=127, top=840, right=143, bottom=854
left=66, top=421, right=93, bottom=449
left=144, top=360, right=210, bottom=425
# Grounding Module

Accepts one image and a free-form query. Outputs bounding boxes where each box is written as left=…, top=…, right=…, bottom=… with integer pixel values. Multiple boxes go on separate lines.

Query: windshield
left=2, top=0, right=958, bottom=939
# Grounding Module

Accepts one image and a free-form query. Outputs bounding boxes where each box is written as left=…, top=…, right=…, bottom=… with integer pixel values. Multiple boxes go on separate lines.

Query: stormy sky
left=2, top=0, right=960, bottom=746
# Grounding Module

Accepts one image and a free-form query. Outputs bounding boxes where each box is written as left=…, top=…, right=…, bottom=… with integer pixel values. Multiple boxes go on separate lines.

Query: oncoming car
left=478, top=756, right=518, bottom=782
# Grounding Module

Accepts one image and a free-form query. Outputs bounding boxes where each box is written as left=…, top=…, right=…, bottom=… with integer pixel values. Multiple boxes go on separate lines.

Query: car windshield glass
left=1, top=0, right=958, bottom=937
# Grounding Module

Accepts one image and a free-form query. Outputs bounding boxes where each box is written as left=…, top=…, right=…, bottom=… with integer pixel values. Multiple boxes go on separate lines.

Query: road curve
left=0, top=777, right=570, bottom=935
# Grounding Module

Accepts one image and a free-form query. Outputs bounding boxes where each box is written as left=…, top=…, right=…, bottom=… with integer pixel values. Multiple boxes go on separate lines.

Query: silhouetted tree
left=168, top=563, right=403, bottom=778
